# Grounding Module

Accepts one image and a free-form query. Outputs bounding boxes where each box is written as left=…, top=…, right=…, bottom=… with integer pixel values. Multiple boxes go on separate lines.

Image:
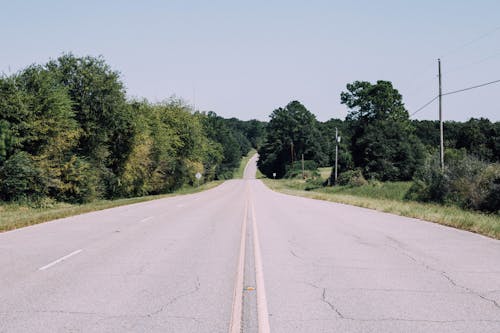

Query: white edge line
left=38, top=249, right=83, bottom=271
left=251, top=189, right=271, bottom=333
left=229, top=185, right=248, bottom=333
left=140, top=216, right=154, bottom=222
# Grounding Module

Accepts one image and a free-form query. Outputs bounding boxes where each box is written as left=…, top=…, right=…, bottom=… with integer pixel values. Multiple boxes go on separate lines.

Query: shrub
left=285, top=160, right=319, bottom=179
left=58, top=156, right=98, bottom=203
left=477, top=165, right=500, bottom=213
left=337, top=169, right=368, bottom=187
left=407, top=153, right=500, bottom=213
left=304, top=178, right=324, bottom=191
left=0, top=152, right=47, bottom=201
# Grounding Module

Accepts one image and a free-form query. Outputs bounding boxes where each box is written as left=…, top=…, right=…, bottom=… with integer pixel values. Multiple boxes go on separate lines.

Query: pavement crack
left=386, top=237, right=500, bottom=312
left=147, top=276, right=201, bottom=318
left=440, top=271, right=500, bottom=310
left=303, top=281, right=321, bottom=289
left=289, top=249, right=302, bottom=259
left=321, top=288, right=344, bottom=318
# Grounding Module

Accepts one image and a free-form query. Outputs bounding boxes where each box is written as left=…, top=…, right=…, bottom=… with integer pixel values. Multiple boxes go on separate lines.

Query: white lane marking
left=229, top=185, right=248, bottom=333
left=140, top=216, right=154, bottom=222
left=38, top=249, right=83, bottom=271
left=250, top=189, right=271, bottom=333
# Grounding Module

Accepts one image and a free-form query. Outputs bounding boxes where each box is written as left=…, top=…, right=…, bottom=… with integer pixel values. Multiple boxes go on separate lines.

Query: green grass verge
left=0, top=181, right=223, bottom=233
left=234, top=149, right=257, bottom=179
left=318, top=167, right=332, bottom=179
left=262, top=178, right=500, bottom=240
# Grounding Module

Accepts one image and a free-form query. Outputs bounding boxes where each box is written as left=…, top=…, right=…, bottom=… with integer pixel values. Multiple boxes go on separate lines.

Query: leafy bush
left=406, top=153, right=500, bottom=213
left=58, top=156, right=98, bottom=203
left=337, top=169, right=368, bottom=187
left=304, top=178, right=324, bottom=191
left=0, top=152, right=47, bottom=201
left=285, top=160, right=319, bottom=179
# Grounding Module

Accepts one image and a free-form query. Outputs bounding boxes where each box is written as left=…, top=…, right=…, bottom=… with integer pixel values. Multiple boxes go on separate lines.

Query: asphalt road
left=1, top=155, right=499, bottom=332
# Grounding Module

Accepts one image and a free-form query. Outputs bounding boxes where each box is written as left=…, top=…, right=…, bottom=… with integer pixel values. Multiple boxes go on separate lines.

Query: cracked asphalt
left=1, top=155, right=500, bottom=332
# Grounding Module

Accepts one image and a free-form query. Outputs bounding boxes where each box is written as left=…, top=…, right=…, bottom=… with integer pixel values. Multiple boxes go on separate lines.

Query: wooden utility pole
left=438, top=59, right=444, bottom=171
left=334, top=127, right=339, bottom=184
left=301, top=154, right=305, bottom=179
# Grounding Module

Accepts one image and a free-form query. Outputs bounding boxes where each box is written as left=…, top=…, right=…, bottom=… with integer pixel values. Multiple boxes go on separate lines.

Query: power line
left=405, top=26, right=500, bottom=96
left=440, top=25, right=500, bottom=59
left=442, top=50, right=500, bottom=76
left=442, top=79, right=500, bottom=96
left=410, top=78, right=500, bottom=117
left=410, top=96, right=439, bottom=116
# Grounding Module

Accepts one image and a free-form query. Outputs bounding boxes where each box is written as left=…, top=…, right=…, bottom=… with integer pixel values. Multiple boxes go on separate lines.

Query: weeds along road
left=1, top=155, right=499, bottom=332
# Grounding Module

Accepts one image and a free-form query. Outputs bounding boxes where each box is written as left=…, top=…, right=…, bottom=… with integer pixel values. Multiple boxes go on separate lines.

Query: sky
left=1, top=0, right=499, bottom=122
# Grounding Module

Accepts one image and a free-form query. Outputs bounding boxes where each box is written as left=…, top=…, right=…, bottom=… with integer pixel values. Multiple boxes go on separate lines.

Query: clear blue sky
left=1, top=0, right=499, bottom=121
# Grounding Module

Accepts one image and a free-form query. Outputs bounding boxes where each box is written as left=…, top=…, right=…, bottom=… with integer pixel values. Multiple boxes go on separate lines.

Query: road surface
left=1, top=155, right=499, bottom=332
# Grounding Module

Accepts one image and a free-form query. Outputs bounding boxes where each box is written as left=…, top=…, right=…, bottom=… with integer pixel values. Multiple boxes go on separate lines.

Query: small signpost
left=272, top=172, right=276, bottom=179
left=195, top=172, right=202, bottom=187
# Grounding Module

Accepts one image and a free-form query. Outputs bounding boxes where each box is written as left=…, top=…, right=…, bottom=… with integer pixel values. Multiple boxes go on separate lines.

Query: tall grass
left=234, top=149, right=257, bottom=179
left=263, top=178, right=500, bottom=240
left=0, top=181, right=223, bottom=232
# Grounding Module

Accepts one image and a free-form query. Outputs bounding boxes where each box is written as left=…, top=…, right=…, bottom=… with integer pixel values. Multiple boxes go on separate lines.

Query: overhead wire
left=442, top=79, right=500, bottom=96
left=407, top=25, right=500, bottom=116
left=410, top=78, right=500, bottom=117
left=439, top=25, right=500, bottom=59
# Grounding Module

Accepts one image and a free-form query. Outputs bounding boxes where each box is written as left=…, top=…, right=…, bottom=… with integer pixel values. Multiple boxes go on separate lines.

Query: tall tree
left=258, top=101, right=325, bottom=178
left=341, top=81, right=424, bottom=180
left=46, top=54, right=135, bottom=197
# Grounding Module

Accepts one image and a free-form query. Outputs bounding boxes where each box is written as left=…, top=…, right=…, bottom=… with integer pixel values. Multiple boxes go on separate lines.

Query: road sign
left=195, top=172, right=202, bottom=180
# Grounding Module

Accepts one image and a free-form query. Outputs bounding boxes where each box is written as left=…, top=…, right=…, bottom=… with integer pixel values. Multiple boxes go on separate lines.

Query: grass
left=0, top=150, right=261, bottom=232
left=318, top=167, right=332, bottom=179
left=234, top=149, right=257, bottom=178
left=263, top=178, right=500, bottom=240
left=0, top=181, right=223, bottom=233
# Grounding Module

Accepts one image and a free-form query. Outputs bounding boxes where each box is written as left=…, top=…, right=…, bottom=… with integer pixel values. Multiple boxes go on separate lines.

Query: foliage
left=0, top=55, right=263, bottom=205
left=407, top=153, right=500, bottom=213
left=264, top=178, right=500, bottom=239
left=337, top=169, right=368, bottom=187
left=258, top=101, right=326, bottom=178
left=284, top=160, right=320, bottom=179
left=341, top=80, right=424, bottom=180
left=413, top=118, right=500, bottom=162
left=0, top=151, right=46, bottom=201
left=201, top=112, right=242, bottom=179
left=317, top=119, right=353, bottom=172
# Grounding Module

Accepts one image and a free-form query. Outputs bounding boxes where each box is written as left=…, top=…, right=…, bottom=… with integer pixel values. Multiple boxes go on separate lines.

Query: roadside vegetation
left=0, top=54, right=267, bottom=231
left=257, top=81, right=499, bottom=238
left=1, top=54, right=498, bottom=237
left=0, top=181, right=223, bottom=232
left=263, top=177, right=500, bottom=239
left=0, top=54, right=266, bottom=207
left=234, top=149, right=257, bottom=179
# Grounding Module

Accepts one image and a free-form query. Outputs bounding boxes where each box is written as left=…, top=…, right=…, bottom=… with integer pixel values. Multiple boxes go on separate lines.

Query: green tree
left=46, top=54, right=135, bottom=197
left=0, top=66, right=90, bottom=202
left=341, top=81, right=424, bottom=180
left=258, top=101, right=325, bottom=178
left=202, top=112, right=243, bottom=179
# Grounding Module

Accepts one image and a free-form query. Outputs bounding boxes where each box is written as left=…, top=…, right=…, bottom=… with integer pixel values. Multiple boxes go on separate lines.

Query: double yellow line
left=229, top=182, right=270, bottom=333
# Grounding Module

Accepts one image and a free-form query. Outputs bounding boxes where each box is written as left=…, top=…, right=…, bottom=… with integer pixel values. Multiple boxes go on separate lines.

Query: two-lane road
left=1, top=155, right=499, bottom=332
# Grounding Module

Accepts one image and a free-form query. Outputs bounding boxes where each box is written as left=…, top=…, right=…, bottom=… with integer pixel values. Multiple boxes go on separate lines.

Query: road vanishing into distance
left=1, top=155, right=499, bottom=332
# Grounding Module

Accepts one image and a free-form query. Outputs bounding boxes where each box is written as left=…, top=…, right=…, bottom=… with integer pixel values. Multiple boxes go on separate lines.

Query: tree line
left=258, top=81, right=499, bottom=212
left=0, top=54, right=266, bottom=204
